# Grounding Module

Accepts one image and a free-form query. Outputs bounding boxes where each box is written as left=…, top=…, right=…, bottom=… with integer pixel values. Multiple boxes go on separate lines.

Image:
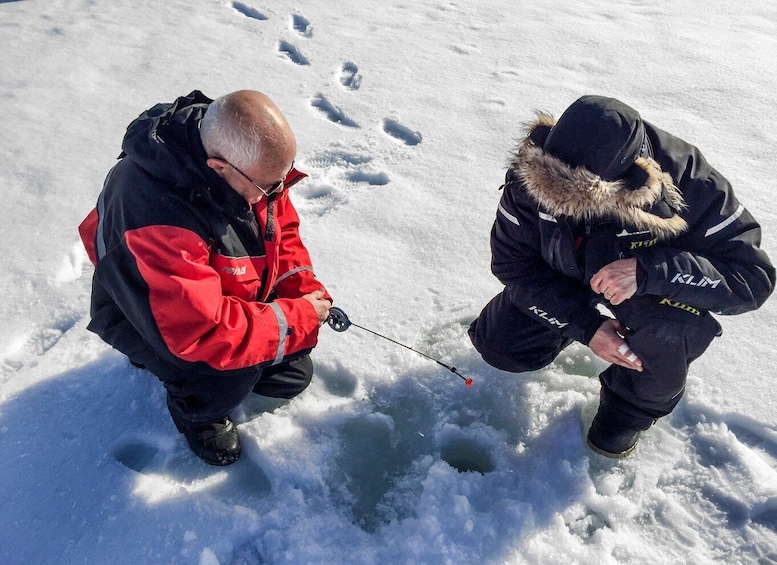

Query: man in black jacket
left=469, top=95, right=774, bottom=458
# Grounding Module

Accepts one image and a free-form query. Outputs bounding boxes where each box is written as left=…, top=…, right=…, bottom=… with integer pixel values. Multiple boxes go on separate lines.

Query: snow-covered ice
left=1, top=0, right=776, bottom=563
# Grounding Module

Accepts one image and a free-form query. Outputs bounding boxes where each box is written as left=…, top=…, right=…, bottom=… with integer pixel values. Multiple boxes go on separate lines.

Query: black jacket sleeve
left=491, top=182, right=605, bottom=344
left=635, top=127, right=775, bottom=314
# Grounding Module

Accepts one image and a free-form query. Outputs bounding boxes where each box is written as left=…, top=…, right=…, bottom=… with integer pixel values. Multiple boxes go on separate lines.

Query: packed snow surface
left=1, top=0, right=776, bottom=563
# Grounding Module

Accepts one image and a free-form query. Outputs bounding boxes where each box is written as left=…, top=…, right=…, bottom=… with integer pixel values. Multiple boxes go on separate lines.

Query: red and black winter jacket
left=79, top=91, right=330, bottom=379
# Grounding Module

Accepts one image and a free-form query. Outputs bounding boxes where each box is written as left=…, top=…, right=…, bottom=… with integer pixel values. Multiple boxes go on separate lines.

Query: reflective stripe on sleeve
left=96, top=167, right=117, bottom=261
left=275, top=266, right=313, bottom=286
left=269, top=302, right=289, bottom=365
left=498, top=204, right=520, bottom=226
left=705, top=205, right=744, bottom=237
left=96, top=190, right=107, bottom=260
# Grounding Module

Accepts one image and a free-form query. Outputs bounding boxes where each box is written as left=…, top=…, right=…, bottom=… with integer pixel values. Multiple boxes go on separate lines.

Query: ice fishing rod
left=326, top=306, right=473, bottom=387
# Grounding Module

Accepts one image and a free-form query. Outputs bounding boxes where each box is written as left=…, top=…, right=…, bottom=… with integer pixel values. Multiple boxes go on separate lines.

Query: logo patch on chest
left=221, top=265, right=247, bottom=276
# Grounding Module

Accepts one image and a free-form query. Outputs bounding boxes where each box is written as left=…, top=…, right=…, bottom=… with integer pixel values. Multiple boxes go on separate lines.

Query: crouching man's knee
left=468, top=291, right=572, bottom=373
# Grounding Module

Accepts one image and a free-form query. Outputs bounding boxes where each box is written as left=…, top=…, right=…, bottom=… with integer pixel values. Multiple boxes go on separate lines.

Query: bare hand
left=590, top=257, right=638, bottom=305
left=303, top=289, right=331, bottom=325
left=588, top=318, right=643, bottom=372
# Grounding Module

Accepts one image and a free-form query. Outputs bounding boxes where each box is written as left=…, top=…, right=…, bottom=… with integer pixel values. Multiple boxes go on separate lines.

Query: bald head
left=200, top=90, right=296, bottom=171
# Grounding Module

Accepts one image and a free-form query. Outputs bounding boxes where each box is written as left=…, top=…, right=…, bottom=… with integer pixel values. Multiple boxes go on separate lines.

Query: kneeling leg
left=469, top=288, right=573, bottom=373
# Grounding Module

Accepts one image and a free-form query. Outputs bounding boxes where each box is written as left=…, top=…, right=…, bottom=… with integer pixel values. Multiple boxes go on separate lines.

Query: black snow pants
left=135, top=349, right=314, bottom=425
left=469, top=289, right=722, bottom=429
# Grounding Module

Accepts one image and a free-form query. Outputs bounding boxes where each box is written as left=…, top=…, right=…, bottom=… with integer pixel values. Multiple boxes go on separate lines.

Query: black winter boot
left=586, top=413, right=641, bottom=458
left=172, top=414, right=242, bottom=466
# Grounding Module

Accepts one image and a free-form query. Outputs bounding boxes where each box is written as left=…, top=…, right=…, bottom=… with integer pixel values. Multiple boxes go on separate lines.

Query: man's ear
left=206, top=158, right=229, bottom=178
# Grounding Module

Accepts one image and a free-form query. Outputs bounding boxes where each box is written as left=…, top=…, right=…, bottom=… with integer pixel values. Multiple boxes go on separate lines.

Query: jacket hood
left=121, top=90, right=219, bottom=189
left=510, top=113, right=688, bottom=241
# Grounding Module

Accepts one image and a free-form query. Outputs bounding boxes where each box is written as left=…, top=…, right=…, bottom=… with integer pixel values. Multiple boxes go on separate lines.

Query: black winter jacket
left=492, top=114, right=775, bottom=345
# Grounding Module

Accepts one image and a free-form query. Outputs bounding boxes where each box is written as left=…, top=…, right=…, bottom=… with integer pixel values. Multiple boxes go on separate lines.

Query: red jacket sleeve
left=124, top=224, right=321, bottom=370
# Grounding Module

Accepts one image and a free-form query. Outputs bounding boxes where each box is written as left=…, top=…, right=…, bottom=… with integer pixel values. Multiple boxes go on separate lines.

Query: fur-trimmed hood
left=509, top=113, right=688, bottom=241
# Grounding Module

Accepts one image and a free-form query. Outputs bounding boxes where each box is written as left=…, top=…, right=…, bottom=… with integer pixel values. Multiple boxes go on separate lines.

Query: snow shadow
left=13, top=336, right=775, bottom=562
left=339, top=61, right=362, bottom=90
left=314, top=359, right=360, bottom=397
left=725, top=417, right=777, bottom=465
left=346, top=169, right=390, bottom=186
left=231, top=1, right=267, bottom=20
left=0, top=355, right=274, bottom=563
left=382, top=118, right=422, bottom=146
left=0, top=357, right=154, bottom=562
left=112, top=435, right=272, bottom=503
left=278, top=40, right=309, bottom=65
left=311, top=93, right=359, bottom=128
left=291, top=13, right=312, bottom=37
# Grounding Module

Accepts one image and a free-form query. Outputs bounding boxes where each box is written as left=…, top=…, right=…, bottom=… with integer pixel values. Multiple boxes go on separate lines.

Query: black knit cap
left=543, top=95, right=646, bottom=182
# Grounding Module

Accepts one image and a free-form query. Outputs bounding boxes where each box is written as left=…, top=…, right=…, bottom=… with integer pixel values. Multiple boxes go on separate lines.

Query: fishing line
left=326, top=306, right=474, bottom=387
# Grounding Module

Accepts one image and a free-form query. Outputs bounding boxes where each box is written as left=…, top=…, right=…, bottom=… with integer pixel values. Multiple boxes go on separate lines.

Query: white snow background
left=1, top=0, right=777, bottom=563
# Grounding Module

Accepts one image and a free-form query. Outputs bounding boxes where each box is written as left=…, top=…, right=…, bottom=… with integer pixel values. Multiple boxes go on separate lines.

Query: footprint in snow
left=346, top=169, right=389, bottom=186
left=311, top=93, right=359, bottom=128
left=291, top=13, right=312, bottom=37
left=339, top=62, right=362, bottom=91
left=293, top=145, right=390, bottom=217
left=231, top=1, right=268, bottom=21
left=382, top=118, right=422, bottom=146
left=278, top=40, right=309, bottom=65
left=306, top=147, right=373, bottom=168
left=306, top=146, right=389, bottom=189
left=1, top=317, right=79, bottom=374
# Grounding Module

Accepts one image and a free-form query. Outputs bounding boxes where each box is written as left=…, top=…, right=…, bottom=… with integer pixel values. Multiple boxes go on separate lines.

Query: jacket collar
left=509, top=114, right=688, bottom=241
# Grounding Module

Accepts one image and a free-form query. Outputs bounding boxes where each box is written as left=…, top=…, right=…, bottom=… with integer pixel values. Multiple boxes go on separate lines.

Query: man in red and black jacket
left=469, top=95, right=774, bottom=458
left=79, top=90, right=332, bottom=465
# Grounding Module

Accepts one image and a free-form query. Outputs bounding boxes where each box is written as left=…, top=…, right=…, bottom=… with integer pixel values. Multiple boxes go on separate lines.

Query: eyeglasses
left=228, top=160, right=294, bottom=197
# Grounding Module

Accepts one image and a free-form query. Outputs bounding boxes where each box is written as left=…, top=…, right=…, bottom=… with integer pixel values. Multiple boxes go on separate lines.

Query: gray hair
left=200, top=94, right=264, bottom=169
